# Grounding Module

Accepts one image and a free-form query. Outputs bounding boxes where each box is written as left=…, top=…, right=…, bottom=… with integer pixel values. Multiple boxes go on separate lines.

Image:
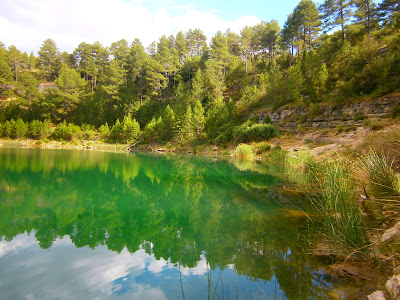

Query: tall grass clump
left=360, top=124, right=400, bottom=169
left=358, top=148, right=400, bottom=197
left=231, top=143, right=254, bottom=160
left=313, top=160, right=366, bottom=252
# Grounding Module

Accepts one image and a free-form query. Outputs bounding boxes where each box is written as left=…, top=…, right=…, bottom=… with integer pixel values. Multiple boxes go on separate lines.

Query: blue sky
left=0, top=0, right=323, bottom=54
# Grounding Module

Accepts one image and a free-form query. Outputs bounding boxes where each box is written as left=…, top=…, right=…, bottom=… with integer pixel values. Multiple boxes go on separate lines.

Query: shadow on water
left=0, top=148, right=341, bottom=299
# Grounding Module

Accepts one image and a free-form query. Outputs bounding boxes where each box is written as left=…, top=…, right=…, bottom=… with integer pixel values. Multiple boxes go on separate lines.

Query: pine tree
left=38, top=38, right=60, bottom=81
left=29, top=120, right=44, bottom=139
left=179, top=105, right=194, bottom=142
left=18, top=72, right=39, bottom=114
left=161, top=105, right=176, bottom=140
left=99, top=123, right=110, bottom=139
left=192, top=100, right=205, bottom=137
left=111, top=119, right=123, bottom=141
left=320, top=0, right=353, bottom=39
left=123, top=113, right=140, bottom=141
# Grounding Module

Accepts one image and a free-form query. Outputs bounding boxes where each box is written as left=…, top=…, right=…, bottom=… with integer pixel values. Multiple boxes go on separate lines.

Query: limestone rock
left=381, top=221, right=400, bottom=243
left=386, top=275, right=400, bottom=299
left=367, top=291, right=386, bottom=300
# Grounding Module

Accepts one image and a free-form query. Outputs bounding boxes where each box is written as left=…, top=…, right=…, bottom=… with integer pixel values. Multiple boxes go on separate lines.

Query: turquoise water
left=0, top=148, right=334, bottom=299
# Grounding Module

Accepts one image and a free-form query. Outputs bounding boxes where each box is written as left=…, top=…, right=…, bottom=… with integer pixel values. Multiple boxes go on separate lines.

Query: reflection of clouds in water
left=0, top=234, right=212, bottom=299
left=180, top=254, right=209, bottom=276
left=0, top=232, right=37, bottom=257
left=0, top=233, right=170, bottom=299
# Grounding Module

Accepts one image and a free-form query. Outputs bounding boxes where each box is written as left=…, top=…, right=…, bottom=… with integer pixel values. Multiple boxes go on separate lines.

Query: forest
left=0, top=0, right=399, bottom=145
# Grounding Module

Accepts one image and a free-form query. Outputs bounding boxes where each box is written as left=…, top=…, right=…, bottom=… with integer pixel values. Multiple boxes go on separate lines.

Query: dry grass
left=359, top=124, right=400, bottom=170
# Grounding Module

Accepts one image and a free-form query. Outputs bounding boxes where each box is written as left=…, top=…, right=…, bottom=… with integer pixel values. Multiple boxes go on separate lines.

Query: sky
left=0, top=0, right=319, bottom=54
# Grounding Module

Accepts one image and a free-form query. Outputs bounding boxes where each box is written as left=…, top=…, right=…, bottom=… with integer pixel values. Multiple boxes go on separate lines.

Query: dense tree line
left=0, top=0, right=399, bottom=144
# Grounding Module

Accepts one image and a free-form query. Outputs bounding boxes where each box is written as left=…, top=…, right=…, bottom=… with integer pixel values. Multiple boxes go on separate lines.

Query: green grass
left=231, top=143, right=254, bottom=160
left=358, top=149, right=400, bottom=197
left=312, top=159, right=366, bottom=253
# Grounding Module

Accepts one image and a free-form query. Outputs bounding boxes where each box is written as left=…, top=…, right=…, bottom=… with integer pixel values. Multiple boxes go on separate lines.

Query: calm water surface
left=0, top=148, right=335, bottom=299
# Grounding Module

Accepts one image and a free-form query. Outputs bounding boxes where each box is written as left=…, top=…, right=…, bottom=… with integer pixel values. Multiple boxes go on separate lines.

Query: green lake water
left=0, top=148, right=338, bottom=299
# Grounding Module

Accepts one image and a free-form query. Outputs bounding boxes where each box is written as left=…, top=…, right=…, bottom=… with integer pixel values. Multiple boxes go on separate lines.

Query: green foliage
left=2, top=120, right=13, bottom=137
left=122, top=113, right=140, bottom=142
left=233, top=121, right=279, bottom=142
left=14, top=118, right=28, bottom=138
left=2, top=15, right=400, bottom=147
left=29, top=120, right=44, bottom=139
left=110, top=119, right=124, bottom=141
left=99, top=123, right=110, bottom=139
left=53, top=121, right=80, bottom=140
left=144, top=116, right=162, bottom=141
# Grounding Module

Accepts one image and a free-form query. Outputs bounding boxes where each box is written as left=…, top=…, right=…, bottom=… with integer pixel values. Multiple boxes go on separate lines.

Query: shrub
left=15, top=119, right=28, bottom=138
left=354, top=113, right=364, bottom=121
left=110, top=119, right=124, bottom=141
left=252, top=141, right=271, bottom=154
left=3, top=120, right=13, bottom=137
left=99, top=123, right=110, bottom=139
left=389, top=104, right=400, bottom=119
left=232, top=143, right=254, bottom=160
left=80, top=123, right=96, bottom=140
left=29, top=120, right=44, bottom=139
left=233, top=121, right=278, bottom=142
left=53, top=121, right=80, bottom=140
left=42, top=120, right=53, bottom=138
left=263, top=115, right=272, bottom=124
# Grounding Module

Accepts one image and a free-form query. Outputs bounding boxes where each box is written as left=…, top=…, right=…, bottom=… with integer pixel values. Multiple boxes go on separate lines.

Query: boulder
left=367, top=291, right=386, bottom=300
left=386, top=275, right=400, bottom=299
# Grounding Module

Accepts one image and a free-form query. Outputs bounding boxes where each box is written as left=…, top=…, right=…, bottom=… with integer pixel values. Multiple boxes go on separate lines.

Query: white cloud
left=0, top=232, right=36, bottom=257
left=0, top=0, right=261, bottom=53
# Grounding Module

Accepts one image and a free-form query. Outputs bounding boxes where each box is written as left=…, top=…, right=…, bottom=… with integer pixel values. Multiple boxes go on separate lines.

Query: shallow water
left=0, top=148, right=336, bottom=299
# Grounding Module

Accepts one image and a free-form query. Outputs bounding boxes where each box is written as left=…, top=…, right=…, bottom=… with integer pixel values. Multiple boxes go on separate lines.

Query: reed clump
left=357, top=148, right=400, bottom=197
left=312, top=159, right=366, bottom=253
left=231, top=144, right=254, bottom=160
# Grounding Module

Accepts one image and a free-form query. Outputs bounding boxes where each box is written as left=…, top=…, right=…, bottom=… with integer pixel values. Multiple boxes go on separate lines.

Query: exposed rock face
left=253, top=96, right=400, bottom=130
left=381, top=221, right=400, bottom=243
left=386, top=275, right=400, bottom=299
left=367, top=291, right=386, bottom=300
left=38, top=82, right=56, bottom=92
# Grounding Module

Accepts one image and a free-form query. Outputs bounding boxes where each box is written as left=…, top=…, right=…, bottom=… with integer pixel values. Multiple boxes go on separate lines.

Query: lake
left=0, top=148, right=339, bottom=299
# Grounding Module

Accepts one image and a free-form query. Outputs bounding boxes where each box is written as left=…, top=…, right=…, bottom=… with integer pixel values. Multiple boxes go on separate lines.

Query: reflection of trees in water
left=0, top=149, right=331, bottom=298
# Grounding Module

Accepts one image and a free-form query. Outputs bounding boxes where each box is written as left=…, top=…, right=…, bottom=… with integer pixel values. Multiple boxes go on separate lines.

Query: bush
left=15, top=119, right=28, bottom=138
left=99, top=123, right=110, bottom=139
left=3, top=120, right=13, bottom=137
left=29, top=120, right=44, bottom=139
left=233, top=121, right=278, bottom=142
left=252, top=141, right=271, bottom=154
left=354, top=113, right=364, bottom=121
left=79, top=123, right=96, bottom=140
left=110, top=119, right=123, bottom=141
left=263, top=115, right=272, bottom=124
left=231, top=143, right=254, bottom=160
left=53, top=121, right=81, bottom=140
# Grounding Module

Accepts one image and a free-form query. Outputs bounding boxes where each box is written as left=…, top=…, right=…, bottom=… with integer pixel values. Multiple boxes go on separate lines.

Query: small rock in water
left=386, top=275, right=400, bottom=299
left=367, top=291, right=386, bottom=300
left=381, top=221, right=400, bottom=243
